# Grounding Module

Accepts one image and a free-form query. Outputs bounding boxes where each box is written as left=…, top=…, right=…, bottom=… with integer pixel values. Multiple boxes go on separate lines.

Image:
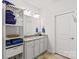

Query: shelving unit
left=3, top=3, right=24, bottom=59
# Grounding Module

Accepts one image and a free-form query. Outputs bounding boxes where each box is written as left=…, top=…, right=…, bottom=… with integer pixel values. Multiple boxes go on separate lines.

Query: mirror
left=23, top=9, right=41, bottom=36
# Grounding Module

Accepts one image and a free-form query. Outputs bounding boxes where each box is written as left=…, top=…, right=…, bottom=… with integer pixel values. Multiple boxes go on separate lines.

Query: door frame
left=54, top=11, right=76, bottom=54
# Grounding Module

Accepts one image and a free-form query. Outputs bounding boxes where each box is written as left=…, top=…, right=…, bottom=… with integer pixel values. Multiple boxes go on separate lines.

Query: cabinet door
left=39, top=39, right=44, bottom=54
left=43, top=37, right=48, bottom=51
left=24, top=41, right=34, bottom=59
left=34, top=40, right=40, bottom=57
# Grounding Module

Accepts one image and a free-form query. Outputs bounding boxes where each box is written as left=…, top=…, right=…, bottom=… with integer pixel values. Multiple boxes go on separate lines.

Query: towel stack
left=6, top=38, right=23, bottom=46
left=6, top=10, right=16, bottom=24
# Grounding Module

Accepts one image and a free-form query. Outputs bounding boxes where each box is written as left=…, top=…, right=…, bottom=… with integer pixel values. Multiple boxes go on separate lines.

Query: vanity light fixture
left=24, top=9, right=32, bottom=16
left=33, top=14, right=40, bottom=18
left=24, top=9, right=40, bottom=18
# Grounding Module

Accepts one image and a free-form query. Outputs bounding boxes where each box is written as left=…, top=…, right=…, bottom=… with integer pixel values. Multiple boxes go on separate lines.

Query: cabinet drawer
left=6, top=45, right=23, bottom=58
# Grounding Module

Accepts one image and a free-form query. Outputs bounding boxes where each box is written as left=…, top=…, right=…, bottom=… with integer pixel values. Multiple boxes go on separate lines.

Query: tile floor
left=36, top=52, right=69, bottom=59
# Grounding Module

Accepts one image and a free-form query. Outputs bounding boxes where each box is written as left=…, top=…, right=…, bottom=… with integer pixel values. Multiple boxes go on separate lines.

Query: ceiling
left=15, top=0, right=76, bottom=15
left=22, top=0, right=62, bottom=10
left=15, top=0, right=62, bottom=10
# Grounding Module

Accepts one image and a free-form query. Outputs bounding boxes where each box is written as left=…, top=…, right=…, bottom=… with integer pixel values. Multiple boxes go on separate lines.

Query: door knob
left=72, top=15, right=77, bottom=23
left=70, top=37, right=75, bottom=40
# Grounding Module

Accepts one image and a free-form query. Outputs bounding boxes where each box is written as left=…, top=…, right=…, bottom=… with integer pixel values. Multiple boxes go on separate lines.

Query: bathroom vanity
left=24, top=35, right=48, bottom=59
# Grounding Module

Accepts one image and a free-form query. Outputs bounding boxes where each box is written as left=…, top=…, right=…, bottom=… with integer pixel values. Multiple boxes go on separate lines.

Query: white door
left=56, top=12, right=77, bottom=59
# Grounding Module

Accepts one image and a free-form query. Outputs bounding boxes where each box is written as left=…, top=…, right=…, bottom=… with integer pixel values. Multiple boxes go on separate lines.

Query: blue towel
left=6, top=40, right=12, bottom=46
left=6, top=13, right=15, bottom=18
left=2, top=0, right=14, bottom=5
left=11, top=38, right=23, bottom=45
left=6, top=10, right=16, bottom=24
left=6, top=10, right=13, bottom=14
left=6, top=38, right=23, bottom=46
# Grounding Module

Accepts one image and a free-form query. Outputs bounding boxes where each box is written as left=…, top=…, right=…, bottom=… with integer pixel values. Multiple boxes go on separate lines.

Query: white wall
left=40, top=0, right=76, bottom=53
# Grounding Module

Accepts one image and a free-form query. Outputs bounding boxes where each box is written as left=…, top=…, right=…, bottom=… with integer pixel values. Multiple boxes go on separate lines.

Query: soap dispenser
left=36, top=27, right=38, bottom=33
left=42, top=26, right=45, bottom=35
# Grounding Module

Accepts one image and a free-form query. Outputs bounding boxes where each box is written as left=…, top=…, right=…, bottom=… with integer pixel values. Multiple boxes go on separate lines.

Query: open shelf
left=6, top=5, right=23, bottom=27
left=6, top=5, right=23, bottom=12
left=6, top=24, right=23, bottom=27
left=6, top=43, right=23, bottom=49
left=6, top=36, right=23, bottom=40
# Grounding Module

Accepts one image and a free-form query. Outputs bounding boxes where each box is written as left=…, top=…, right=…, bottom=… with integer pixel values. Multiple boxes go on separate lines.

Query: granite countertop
left=23, top=35, right=48, bottom=42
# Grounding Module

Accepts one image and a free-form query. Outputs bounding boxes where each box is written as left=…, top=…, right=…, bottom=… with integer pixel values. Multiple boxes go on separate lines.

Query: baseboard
left=55, top=53, right=70, bottom=59
left=34, top=50, right=48, bottom=59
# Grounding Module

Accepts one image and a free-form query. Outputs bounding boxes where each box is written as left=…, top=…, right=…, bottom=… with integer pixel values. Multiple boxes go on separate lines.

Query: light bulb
left=33, top=14, right=40, bottom=18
